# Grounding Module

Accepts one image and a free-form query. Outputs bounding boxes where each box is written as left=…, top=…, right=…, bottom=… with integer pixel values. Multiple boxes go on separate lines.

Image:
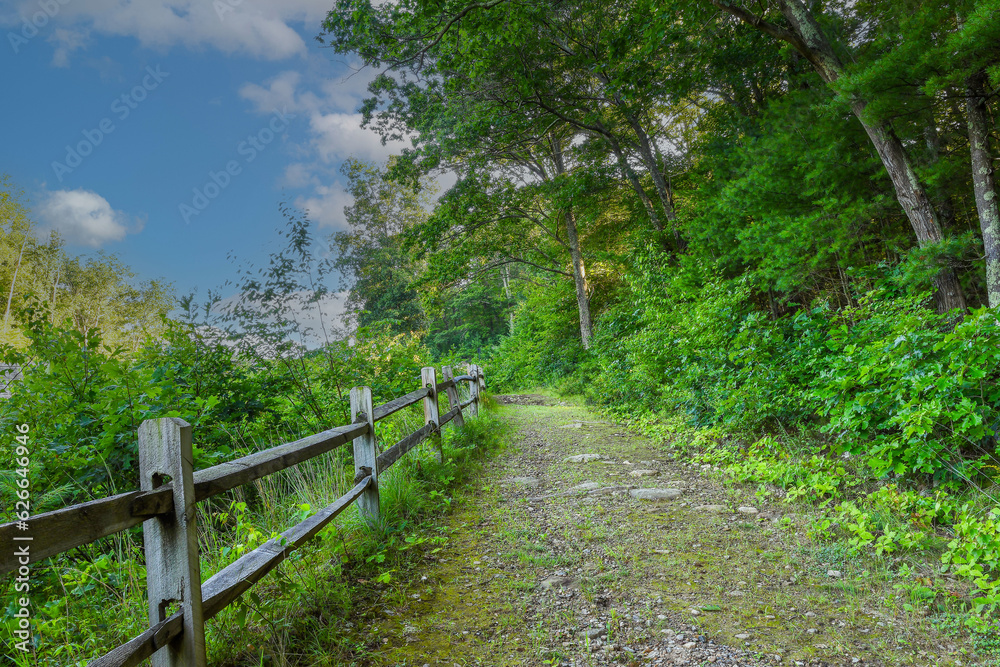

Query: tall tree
left=334, top=157, right=432, bottom=333
left=704, top=0, right=969, bottom=312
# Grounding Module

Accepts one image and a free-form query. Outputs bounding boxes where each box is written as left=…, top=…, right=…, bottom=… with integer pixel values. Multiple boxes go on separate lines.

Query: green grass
left=9, top=401, right=507, bottom=667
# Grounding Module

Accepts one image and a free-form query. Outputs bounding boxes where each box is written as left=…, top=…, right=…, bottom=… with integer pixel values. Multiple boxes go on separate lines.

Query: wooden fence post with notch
left=138, top=418, right=207, bottom=667
left=441, top=365, right=465, bottom=430
left=421, top=366, right=442, bottom=462
left=350, top=385, right=380, bottom=525
left=469, top=364, right=481, bottom=418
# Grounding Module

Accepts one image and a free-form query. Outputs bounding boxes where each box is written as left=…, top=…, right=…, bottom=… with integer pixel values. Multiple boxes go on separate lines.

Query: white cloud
left=36, top=188, right=142, bottom=247
left=239, top=67, right=409, bottom=230
left=281, top=162, right=319, bottom=188
left=213, top=289, right=350, bottom=348
left=239, top=65, right=375, bottom=116
left=318, top=69, right=378, bottom=111
left=310, top=112, right=404, bottom=164
left=5, top=0, right=337, bottom=62
left=48, top=27, right=89, bottom=67
left=295, top=183, right=353, bottom=230
left=240, top=70, right=304, bottom=114
left=286, top=290, right=350, bottom=344
left=241, top=68, right=399, bottom=172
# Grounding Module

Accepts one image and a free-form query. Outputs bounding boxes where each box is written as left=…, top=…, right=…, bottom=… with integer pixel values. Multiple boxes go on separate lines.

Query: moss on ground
left=314, top=394, right=993, bottom=666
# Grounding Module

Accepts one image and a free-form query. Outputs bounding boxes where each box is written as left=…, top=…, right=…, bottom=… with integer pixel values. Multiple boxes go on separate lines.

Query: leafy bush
left=813, top=298, right=1000, bottom=478
left=488, top=282, right=585, bottom=391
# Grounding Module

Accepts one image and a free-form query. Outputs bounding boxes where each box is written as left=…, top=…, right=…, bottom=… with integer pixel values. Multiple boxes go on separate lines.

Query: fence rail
left=1, top=364, right=486, bottom=667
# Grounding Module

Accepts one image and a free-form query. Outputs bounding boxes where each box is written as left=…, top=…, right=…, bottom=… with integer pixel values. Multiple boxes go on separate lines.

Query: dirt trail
left=362, top=396, right=971, bottom=667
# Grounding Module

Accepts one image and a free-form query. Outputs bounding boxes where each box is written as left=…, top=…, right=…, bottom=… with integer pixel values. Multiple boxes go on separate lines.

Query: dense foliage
left=3, top=0, right=1000, bottom=657
left=317, top=0, right=1000, bottom=628
left=0, top=177, right=172, bottom=352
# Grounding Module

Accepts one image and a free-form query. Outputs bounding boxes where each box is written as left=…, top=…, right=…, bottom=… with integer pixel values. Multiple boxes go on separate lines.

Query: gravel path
left=365, top=396, right=969, bottom=667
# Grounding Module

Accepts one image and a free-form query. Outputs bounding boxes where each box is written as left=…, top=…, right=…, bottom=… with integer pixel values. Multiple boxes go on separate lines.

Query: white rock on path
left=629, top=488, right=683, bottom=501
left=504, top=477, right=541, bottom=487
left=569, top=482, right=601, bottom=492
left=539, top=575, right=579, bottom=590
left=628, top=469, right=658, bottom=478
left=737, top=506, right=759, bottom=515
left=694, top=504, right=728, bottom=512
left=564, top=454, right=605, bottom=463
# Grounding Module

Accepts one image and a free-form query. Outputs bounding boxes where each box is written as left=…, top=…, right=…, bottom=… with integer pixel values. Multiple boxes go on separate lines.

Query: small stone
left=737, top=506, right=759, bottom=515
left=582, top=627, right=606, bottom=639
left=804, top=611, right=816, bottom=617
left=689, top=608, right=701, bottom=616
left=683, top=641, right=697, bottom=649
left=564, top=453, right=604, bottom=463
left=694, top=504, right=728, bottom=512
left=629, top=469, right=658, bottom=477
left=540, top=576, right=579, bottom=590
left=629, top=488, right=683, bottom=501
left=807, top=628, right=818, bottom=634
left=559, top=422, right=584, bottom=429
left=827, top=569, right=842, bottom=578
left=735, top=633, right=750, bottom=640
left=570, top=482, right=602, bottom=492
left=505, top=476, right=541, bottom=487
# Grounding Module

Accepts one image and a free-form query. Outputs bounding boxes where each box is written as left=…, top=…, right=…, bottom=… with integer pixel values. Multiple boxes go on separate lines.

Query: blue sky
left=2, top=0, right=410, bottom=313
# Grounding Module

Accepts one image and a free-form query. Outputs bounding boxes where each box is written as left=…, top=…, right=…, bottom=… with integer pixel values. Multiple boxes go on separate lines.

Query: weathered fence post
left=421, top=366, right=443, bottom=462
left=138, top=418, right=207, bottom=667
left=468, top=364, right=481, bottom=418
left=441, top=365, right=465, bottom=430
left=350, top=385, right=380, bottom=525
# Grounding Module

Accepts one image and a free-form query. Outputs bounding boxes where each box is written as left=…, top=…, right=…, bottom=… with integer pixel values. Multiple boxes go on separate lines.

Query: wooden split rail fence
left=0, top=364, right=487, bottom=666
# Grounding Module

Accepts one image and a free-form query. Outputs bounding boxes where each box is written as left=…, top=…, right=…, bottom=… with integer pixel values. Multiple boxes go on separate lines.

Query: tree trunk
left=847, top=97, right=967, bottom=312
left=3, top=237, right=27, bottom=330
left=501, top=264, right=515, bottom=332
left=779, top=0, right=966, bottom=313
left=620, top=110, right=685, bottom=248
left=710, top=0, right=967, bottom=312
left=966, top=70, right=1000, bottom=308
left=605, top=136, right=665, bottom=235
left=550, top=132, right=594, bottom=348
left=563, top=207, right=593, bottom=349
left=51, top=264, right=60, bottom=324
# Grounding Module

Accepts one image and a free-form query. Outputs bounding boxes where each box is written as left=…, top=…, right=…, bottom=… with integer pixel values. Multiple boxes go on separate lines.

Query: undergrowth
left=622, top=412, right=1000, bottom=644
left=3, top=400, right=506, bottom=666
